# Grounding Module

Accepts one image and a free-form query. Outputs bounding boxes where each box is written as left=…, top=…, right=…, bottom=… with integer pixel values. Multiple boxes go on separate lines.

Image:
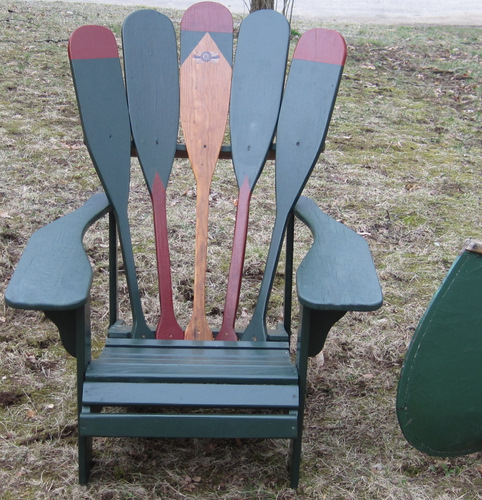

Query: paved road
left=46, top=0, right=482, bottom=25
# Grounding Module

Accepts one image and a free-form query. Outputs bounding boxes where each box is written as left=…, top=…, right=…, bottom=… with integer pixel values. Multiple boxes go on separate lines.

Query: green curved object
left=397, top=241, right=482, bottom=456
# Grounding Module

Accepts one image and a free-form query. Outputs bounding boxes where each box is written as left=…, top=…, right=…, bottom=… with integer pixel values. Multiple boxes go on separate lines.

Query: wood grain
left=180, top=13, right=233, bottom=341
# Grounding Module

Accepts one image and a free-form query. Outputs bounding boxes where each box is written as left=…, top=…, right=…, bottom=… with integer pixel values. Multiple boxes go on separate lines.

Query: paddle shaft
left=218, top=178, right=251, bottom=340
left=116, top=208, right=152, bottom=337
left=151, top=178, right=184, bottom=339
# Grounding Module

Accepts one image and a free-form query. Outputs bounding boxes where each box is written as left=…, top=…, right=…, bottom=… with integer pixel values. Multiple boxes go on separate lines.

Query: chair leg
left=288, top=437, right=302, bottom=489
left=78, top=435, right=93, bottom=485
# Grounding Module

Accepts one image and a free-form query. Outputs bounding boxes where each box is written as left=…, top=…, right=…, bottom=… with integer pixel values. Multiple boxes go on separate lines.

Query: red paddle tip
left=293, top=28, right=347, bottom=66
left=181, top=1, right=233, bottom=33
left=68, top=25, right=119, bottom=60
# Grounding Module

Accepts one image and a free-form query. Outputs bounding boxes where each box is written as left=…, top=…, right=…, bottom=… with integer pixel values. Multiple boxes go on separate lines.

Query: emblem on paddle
left=194, top=51, right=220, bottom=63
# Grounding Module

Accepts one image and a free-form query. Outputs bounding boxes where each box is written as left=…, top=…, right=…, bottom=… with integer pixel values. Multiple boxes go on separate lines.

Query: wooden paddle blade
left=180, top=2, right=233, bottom=179
left=69, top=26, right=131, bottom=208
left=180, top=1, right=233, bottom=66
left=397, top=243, right=482, bottom=456
left=230, top=9, right=289, bottom=190
left=241, top=28, right=347, bottom=341
left=275, top=28, right=346, bottom=211
left=218, top=10, right=289, bottom=341
left=180, top=2, right=233, bottom=341
left=69, top=26, right=152, bottom=338
left=123, top=10, right=183, bottom=340
left=122, top=10, right=179, bottom=191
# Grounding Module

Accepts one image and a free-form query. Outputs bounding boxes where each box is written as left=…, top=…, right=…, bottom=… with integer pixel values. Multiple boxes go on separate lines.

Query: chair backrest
left=68, top=5, right=346, bottom=341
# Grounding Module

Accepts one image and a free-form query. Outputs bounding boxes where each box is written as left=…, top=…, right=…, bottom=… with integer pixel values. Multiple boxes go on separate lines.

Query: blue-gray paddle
left=241, top=28, right=347, bottom=341
left=69, top=26, right=152, bottom=338
left=122, top=10, right=184, bottom=340
left=218, top=9, right=289, bottom=341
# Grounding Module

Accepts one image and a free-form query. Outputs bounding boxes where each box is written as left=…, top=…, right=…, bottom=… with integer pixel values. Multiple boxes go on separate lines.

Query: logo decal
left=193, top=51, right=220, bottom=63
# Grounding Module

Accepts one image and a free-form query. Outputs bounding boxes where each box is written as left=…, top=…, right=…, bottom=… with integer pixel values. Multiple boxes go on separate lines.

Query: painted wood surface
left=397, top=245, right=482, bottom=456
left=5, top=193, right=110, bottom=311
left=69, top=26, right=152, bottom=338
left=242, top=28, right=347, bottom=341
left=294, top=196, right=383, bottom=311
left=80, top=412, right=298, bottom=439
left=83, top=381, right=298, bottom=407
left=180, top=2, right=233, bottom=340
left=122, top=10, right=183, bottom=340
left=218, top=10, right=289, bottom=341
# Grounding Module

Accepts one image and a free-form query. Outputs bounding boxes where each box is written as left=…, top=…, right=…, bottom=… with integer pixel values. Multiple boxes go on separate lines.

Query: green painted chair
left=5, top=4, right=382, bottom=488
left=397, top=240, right=482, bottom=457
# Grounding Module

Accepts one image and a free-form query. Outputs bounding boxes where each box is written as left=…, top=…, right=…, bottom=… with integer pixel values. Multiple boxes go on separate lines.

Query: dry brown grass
left=1, top=1, right=481, bottom=498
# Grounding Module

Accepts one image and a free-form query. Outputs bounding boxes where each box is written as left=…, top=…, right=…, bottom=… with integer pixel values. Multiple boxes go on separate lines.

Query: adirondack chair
left=397, top=240, right=482, bottom=457
left=5, top=3, right=382, bottom=488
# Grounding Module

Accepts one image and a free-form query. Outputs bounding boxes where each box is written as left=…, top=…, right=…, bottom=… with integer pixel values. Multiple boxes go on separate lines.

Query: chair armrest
left=5, top=193, right=111, bottom=311
left=294, top=196, right=383, bottom=312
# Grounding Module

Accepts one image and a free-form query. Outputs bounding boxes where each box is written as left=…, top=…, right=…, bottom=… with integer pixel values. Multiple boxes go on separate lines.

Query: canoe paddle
left=122, top=10, right=184, bottom=340
left=69, top=26, right=152, bottom=338
left=397, top=242, right=482, bottom=457
left=241, top=28, right=347, bottom=341
left=217, top=10, right=289, bottom=341
left=180, top=2, right=233, bottom=341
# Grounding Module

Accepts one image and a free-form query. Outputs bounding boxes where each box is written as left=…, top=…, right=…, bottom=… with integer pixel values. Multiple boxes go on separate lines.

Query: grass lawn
left=0, top=1, right=481, bottom=498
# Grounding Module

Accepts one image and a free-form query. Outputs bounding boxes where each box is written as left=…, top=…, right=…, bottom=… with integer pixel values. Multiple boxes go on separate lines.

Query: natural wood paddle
left=122, top=10, right=184, bottom=340
left=69, top=26, right=152, bottom=338
left=217, top=10, right=289, bottom=341
left=180, top=2, right=233, bottom=341
left=241, top=28, right=347, bottom=341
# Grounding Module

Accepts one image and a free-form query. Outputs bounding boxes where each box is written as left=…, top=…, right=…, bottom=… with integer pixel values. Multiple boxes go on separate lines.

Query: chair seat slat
left=83, top=381, right=298, bottom=408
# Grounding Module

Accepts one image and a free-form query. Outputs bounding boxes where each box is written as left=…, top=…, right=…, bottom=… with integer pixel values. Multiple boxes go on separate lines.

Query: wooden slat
left=83, top=382, right=298, bottom=408
left=80, top=413, right=298, bottom=439
left=105, top=338, right=289, bottom=350
left=132, top=143, right=276, bottom=161
left=99, top=344, right=290, bottom=359
left=95, top=353, right=291, bottom=370
left=86, top=360, right=297, bottom=385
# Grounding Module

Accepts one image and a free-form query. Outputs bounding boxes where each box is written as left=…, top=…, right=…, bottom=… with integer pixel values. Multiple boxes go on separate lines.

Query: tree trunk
left=250, top=0, right=275, bottom=12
